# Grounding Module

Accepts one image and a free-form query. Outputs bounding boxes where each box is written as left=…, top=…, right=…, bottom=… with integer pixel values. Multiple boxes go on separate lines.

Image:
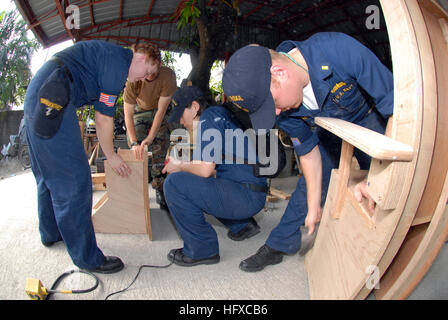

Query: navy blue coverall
left=24, top=40, right=132, bottom=269
left=164, top=106, right=268, bottom=260
left=266, top=32, right=394, bottom=254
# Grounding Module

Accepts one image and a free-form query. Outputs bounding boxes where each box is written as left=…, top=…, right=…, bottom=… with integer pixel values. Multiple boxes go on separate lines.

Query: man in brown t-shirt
left=123, top=43, right=177, bottom=210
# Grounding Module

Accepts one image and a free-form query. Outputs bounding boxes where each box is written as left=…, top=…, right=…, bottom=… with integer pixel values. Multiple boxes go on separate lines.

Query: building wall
left=0, top=110, right=24, bottom=146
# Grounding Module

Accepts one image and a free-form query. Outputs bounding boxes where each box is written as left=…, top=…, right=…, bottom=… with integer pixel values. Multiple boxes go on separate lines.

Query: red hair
left=131, top=43, right=161, bottom=62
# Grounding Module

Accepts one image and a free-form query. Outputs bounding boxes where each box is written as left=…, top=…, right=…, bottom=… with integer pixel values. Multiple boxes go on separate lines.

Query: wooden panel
left=307, top=0, right=426, bottom=300
left=354, top=0, right=438, bottom=299
left=412, top=15, right=448, bottom=228
left=92, top=149, right=152, bottom=239
left=367, top=160, right=408, bottom=210
left=373, top=4, right=448, bottom=299
left=374, top=223, right=429, bottom=298
left=332, top=141, right=354, bottom=219
left=376, top=188, right=448, bottom=299
left=347, top=171, right=375, bottom=229
left=314, top=117, right=414, bottom=161
left=307, top=170, right=400, bottom=299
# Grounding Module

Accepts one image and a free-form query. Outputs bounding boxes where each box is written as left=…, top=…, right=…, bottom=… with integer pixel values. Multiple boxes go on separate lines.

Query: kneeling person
left=162, top=86, right=268, bottom=266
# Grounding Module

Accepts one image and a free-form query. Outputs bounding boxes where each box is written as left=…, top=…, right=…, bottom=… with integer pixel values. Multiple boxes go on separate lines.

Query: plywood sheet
left=92, top=149, right=151, bottom=239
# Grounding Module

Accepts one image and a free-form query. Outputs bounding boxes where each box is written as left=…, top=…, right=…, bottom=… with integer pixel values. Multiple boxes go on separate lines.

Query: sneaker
left=239, top=244, right=284, bottom=272
left=86, top=256, right=124, bottom=274
left=227, top=218, right=260, bottom=241
left=167, top=248, right=220, bottom=267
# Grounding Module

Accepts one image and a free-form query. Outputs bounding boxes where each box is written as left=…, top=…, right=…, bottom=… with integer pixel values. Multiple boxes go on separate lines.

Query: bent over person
left=24, top=40, right=157, bottom=274
left=223, top=32, right=393, bottom=272
left=123, top=44, right=177, bottom=210
left=162, top=86, right=268, bottom=266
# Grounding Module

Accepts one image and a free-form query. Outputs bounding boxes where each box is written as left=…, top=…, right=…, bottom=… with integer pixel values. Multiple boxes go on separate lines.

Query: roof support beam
left=81, top=34, right=175, bottom=49
left=242, top=2, right=265, bottom=21
left=146, top=0, right=156, bottom=17
left=119, top=0, right=124, bottom=20
left=54, top=0, right=75, bottom=41
left=14, top=0, right=48, bottom=46
left=88, top=0, right=96, bottom=26
left=81, top=14, right=172, bottom=34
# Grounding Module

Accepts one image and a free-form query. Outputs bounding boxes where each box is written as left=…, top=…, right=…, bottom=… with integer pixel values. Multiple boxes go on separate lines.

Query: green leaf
left=0, top=8, right=41, bottom=110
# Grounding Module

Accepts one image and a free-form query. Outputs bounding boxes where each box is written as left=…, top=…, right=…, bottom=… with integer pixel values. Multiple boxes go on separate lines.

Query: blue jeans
left=266, top=110, right=387, bottom=253
left=163, top=172, right=267, bottom=260
left=24, top=60, right=105, bottom=269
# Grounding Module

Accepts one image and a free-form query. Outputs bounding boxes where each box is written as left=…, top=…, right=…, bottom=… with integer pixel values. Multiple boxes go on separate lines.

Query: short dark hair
left=186, top=96, right=213, bottom=117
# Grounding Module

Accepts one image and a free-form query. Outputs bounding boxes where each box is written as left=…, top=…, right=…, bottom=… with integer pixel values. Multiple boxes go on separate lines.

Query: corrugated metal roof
left=13, top=0, right=410, bottom=66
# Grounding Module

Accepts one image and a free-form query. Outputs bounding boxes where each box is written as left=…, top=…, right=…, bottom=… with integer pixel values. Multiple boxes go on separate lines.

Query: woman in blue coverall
left=162, top=86, right=268, bottom=266
left=24, top=40, right=160, bottom=274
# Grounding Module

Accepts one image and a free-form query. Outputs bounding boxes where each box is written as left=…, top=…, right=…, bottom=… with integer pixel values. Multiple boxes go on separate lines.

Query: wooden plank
left=411, top=215, right=432, bottom=226
left=92, top=149, right=152, bottom=239
left=269, top=187, right=291, bottom=200
left=411, top=15, right=448, bottom=230
left=315, top=117, right=414, bottom=161
left=91, top=172, right=106, bottom=185
left=266, top=194, right=278, bottom=202
left=441, top=17, right=448, bottom=47
left=418, top=0, right=448, bottom=19
left=92, top=173, right=106, bottom=191
left=89, top=143, right=99, bottom=165
left=332, top=141, right=354, bottom=219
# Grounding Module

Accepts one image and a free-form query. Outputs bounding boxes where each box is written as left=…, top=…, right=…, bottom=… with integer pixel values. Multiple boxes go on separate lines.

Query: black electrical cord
left=42, top=261, right=173, bottom=300
left=105, top=262, right=173, bottom=300
left=45, top=269, right=100, bottom=300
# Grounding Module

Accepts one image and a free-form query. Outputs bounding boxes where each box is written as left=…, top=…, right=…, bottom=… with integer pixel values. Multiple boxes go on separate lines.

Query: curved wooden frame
left=305, top=0, right=448, bottom=299
left=373, top=0, right=448, bottom=300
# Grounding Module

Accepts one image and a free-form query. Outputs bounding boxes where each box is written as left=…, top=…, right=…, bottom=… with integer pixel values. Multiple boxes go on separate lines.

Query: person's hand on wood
left=305, top=206, right=322, bottom=236
left=108, top=153, right=131, bottom=177
left=162, top=156, right=182, bottom=174
left=353, top=180, right=376, bottom=214
left=132, top=142, right=147, bottom=160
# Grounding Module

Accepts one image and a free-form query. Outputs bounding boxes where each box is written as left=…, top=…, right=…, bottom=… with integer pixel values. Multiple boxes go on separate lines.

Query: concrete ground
left=0, top=166, right=446, bottom=300
left=0, top=169, right=309, bottom=300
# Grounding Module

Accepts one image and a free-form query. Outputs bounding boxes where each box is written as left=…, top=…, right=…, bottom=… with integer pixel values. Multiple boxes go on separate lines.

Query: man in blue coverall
left=222, top=32, right=393, bottom=272
left=24, top=40, right=160, bottom=273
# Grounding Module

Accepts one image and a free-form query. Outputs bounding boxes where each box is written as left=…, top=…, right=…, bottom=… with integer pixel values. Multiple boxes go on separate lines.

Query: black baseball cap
left=168, top=86, right=204, bottom=123
left=222, top=45, right=276, bottom=131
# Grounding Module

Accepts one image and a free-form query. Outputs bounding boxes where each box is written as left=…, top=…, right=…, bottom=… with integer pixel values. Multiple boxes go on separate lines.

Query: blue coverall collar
left=277, top=40, right=333, bottom=80
left=277, top=39, right=333, bottom=112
